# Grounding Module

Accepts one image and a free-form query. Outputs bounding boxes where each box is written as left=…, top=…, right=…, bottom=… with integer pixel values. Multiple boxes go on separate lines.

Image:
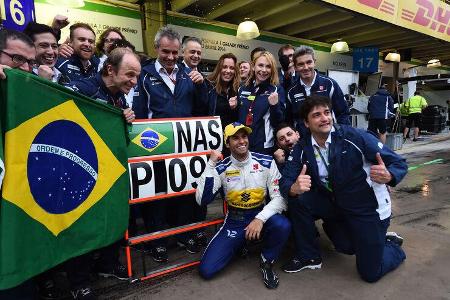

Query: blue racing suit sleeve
left=360, top=130, right=408, bottom=186
left=330, top=78, right=351, bottom=125
left=279, top=144, right=303, bottom=200
left=195, top=160, right=223, bottom=206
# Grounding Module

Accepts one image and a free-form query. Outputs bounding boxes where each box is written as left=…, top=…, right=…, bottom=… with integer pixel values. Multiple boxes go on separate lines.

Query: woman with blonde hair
left=237, top=51, right=286, bottom=155
left=207, top=53, right=241, bottom=128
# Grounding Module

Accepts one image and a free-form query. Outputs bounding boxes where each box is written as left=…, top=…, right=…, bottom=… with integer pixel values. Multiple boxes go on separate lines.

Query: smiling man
left=24, top=22, right=62, bottom=83
left=56, top=23, right=99, bottom=82
left=0, top=29, right=36, bottom=79
left=67, top=48, right=138, bottom=123
left=280, top=95, right=407, bottom=282
left=181, top=36, right=202, bottom=73
left=286, top=45, right=350, bottom=136
left=195, top=122, right=291, bottom=289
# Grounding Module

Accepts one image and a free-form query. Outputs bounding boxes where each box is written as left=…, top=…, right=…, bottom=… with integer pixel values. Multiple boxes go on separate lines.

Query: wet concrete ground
left=95, top=133, right=450, bottom=300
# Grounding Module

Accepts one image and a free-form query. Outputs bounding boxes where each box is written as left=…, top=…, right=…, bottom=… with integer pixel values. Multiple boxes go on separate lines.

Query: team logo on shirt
left=241, top=192, right=251, bottom=202
left=67, top=64, right=80, bottom=71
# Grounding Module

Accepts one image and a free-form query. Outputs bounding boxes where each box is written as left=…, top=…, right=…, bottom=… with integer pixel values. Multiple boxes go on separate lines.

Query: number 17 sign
left=353, top=47, right=379, bottom=73
left=1, top=0, right=35, bottom=31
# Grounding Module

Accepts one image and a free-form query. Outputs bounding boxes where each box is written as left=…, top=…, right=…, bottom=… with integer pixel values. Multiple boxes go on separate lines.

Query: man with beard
left=196, top=122, right=290, bottom=289
left=280, top=95, right=407, bottom=282
left=56, top=23, right=99, bottom=82
left=23, top=22, right=62, bottom=83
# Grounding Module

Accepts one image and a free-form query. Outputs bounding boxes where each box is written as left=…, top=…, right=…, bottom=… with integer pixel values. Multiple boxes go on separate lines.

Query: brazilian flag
left=0, top=69, right=129, bottom=289
left=129, top=121, right=175, bottom=157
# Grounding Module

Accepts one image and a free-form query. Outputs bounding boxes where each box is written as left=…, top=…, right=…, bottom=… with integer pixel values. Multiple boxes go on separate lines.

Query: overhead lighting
left=46, top=0, right=85, bottom=8
left=236, top=19, right=260, bottom=40
left=330, top=40, right=349, bottom=54
left=427, top=59, right=441, bottom=68
left=385, top=52, right=400, bottom=62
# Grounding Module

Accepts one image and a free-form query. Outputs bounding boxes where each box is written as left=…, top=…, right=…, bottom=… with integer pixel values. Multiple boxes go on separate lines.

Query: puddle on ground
left=398, top=181, right=431, bottom=197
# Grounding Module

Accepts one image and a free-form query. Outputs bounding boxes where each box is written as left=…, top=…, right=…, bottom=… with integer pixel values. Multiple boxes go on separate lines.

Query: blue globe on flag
left=140, top=129, right=160, bottom=149
left=27, top=120, right=98, bottom=214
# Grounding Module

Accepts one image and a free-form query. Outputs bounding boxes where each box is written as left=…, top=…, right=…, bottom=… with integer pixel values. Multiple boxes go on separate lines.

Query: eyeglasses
left=0, top=50, right=38, bottom=68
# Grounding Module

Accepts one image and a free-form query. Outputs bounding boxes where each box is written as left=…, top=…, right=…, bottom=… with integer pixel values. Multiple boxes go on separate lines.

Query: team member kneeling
left=195, top=122, right=291, bottom=289
left=280, top=95, right=407, bottom=282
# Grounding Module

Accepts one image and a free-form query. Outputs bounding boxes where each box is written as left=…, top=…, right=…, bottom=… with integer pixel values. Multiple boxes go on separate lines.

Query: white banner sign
left=129, top=153, right=208, bottom=203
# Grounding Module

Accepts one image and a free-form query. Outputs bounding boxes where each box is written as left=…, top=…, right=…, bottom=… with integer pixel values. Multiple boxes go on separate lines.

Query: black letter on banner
left=153, top=161, right=168, bottom=194
left=129, top=162, right=152, bottom=199
left=176, top=122, right=192, bottom=152
left=190, top=156, right=206, bottom=188
left=169, top=158, right=187, bottom=192
left=193, top=121, right=207, bottom=151
left=208, top=119, right=221, bottom=149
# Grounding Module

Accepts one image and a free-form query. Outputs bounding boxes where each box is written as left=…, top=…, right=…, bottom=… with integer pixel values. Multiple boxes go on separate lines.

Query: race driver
left=195, top=122, right=291, bottom=289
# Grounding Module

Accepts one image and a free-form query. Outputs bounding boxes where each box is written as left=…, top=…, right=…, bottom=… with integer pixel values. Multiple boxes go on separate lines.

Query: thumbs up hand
left=268, top=92, right=279, bottom=105
left=370, top=153, right=392, bottom=184
left=289, top=164, right=311, bottom=196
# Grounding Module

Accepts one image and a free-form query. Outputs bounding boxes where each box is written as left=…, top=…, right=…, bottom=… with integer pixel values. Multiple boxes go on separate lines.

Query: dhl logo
left=358, top=0, right=396, bottom=15
left=357, top=0, right=450, bottom=36
left=401, top=0, right=450, bottom=35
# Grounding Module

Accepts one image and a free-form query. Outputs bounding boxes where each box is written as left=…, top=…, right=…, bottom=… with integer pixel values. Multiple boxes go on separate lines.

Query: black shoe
left=177, top=238, right=201, bottom=254
left=98, top=263, right=129, bottom=281
left=70, top=287, right=96, bottom=300
left=386, top=232, right=404, bottom=247
left=412, top=138, right=418, bottom=142
left=195, top=231, right=208, bottom=247
left=151, top=246, right=168, bottom=263
left=38, top=279, right=62, bottom=300
left=260, top=258, right=279, bottom=289
left=282, top=257, right=322, bottom=273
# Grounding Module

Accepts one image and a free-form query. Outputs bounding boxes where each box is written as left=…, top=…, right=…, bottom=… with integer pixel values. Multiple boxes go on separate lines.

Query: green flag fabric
left=0, top=69, right=130, bottom=289
left=0, top=120, right=4, bottom=190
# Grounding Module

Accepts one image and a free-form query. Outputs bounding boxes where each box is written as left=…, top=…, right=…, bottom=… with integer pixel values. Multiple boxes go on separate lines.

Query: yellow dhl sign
left=322, top=0, right=450, bottom=42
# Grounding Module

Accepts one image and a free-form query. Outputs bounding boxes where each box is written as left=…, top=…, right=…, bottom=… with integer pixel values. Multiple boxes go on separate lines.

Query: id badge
left=245, top=112, right=253, bottom=126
